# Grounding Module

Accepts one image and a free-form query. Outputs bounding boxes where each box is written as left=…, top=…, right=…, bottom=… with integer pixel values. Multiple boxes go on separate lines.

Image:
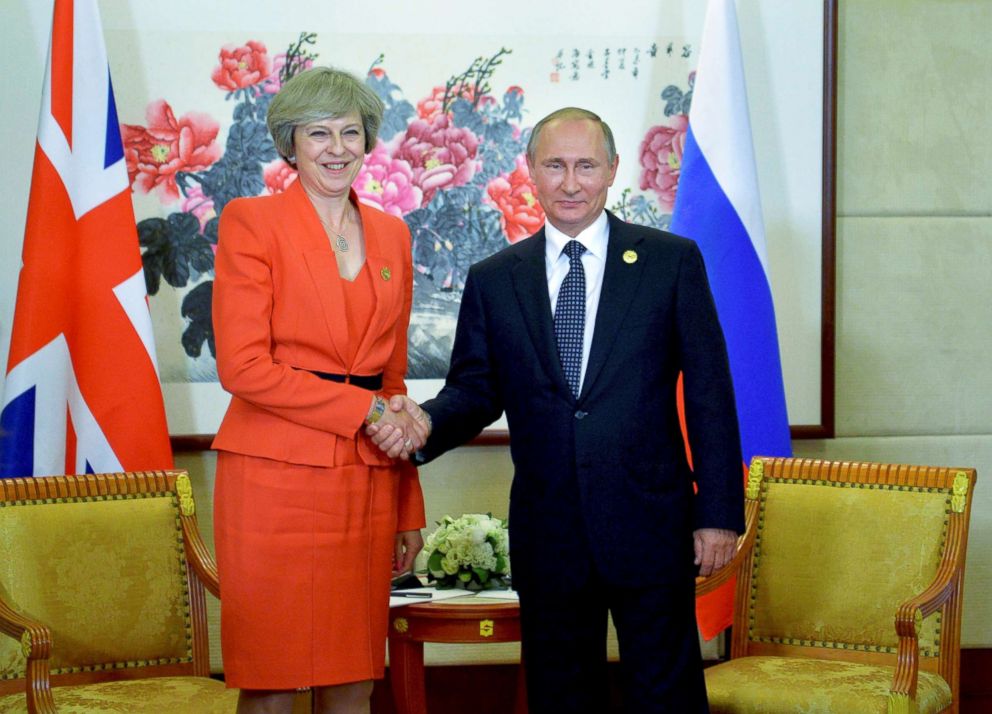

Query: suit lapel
left=291, top=182, right=352, bottom=367
left=581, top=213, right=646, bottom=399
left=351, top=202, right=394, bottom=362
left=511, top=230, right=571, bottom=396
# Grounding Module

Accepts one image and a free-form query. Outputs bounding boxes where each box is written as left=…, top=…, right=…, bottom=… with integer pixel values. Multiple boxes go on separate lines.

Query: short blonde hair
left=266, top=66, right=384, bottom=162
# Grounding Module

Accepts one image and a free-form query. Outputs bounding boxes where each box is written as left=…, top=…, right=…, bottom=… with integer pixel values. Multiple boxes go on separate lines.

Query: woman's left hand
left=393, top=529, right=424, bottom=576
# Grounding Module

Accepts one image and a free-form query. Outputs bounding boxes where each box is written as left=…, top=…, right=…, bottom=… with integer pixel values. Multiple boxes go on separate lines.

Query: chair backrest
left=0, top=471, right=210, bottom=691
left=733, top=458, right=974, bottom=686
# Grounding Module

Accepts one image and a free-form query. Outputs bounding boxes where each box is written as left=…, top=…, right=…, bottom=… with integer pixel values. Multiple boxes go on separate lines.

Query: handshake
left=365, top=395, right=431, bottom=460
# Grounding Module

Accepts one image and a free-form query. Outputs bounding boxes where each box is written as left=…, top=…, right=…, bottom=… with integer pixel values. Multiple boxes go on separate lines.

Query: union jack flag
left=0, top=0, right=172, bottom=477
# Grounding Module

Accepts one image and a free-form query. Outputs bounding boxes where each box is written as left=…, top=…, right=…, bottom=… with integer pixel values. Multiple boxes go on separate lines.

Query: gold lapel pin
left=380, top=267, right=392, bottom=281
left=622, top=250, right=638, bottom=264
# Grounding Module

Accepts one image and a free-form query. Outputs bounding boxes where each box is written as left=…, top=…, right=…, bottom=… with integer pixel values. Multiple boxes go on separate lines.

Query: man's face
left=528, top=118, right=619, bottom=237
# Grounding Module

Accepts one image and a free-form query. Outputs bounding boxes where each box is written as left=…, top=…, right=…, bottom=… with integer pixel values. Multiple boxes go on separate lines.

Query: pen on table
left=392, top=592, right=432, bottom=598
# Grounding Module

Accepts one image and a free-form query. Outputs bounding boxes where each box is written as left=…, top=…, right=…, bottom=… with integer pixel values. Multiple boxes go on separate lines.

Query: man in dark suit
left=370, top=107, right=744, bottom=713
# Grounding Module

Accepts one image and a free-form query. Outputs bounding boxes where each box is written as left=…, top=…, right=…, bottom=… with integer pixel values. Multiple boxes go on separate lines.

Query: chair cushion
left=705, top=656, right=951, bottom=714
left=0, top=676, right=237, bottom=713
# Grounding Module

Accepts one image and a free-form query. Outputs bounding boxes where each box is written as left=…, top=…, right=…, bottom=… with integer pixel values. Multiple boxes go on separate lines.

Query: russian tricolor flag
left=0, top=0, right=173, bottom=477
left=673, top=0, right=792, bottom=637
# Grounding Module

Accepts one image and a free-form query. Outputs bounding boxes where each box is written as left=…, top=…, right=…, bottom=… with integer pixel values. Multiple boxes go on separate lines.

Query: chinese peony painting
left=117, top=31, right=701, bottom=432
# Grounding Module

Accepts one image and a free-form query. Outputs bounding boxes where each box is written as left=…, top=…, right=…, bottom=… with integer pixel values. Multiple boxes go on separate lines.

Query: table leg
left=388, top=636, right=427, bottom=714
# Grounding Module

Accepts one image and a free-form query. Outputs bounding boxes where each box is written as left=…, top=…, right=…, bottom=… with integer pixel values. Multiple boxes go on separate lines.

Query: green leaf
left=179, top=282, right=215, bottom=359
left=427, top=552, right=444, bottom=574
left=473, top=567, right=490, bottom=583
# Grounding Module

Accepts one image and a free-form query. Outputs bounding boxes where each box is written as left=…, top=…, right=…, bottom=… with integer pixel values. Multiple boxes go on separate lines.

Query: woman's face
left=292, top=111, right=366, bottom=201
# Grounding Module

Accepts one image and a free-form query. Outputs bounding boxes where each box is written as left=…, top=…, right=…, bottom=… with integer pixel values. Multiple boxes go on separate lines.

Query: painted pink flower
left=416, top=84, right=496, bottom=121
left=354, top=142, right=422, bottom=216
left=393, top=115, right=480, bottom=205
left=638, top=114, right=688, bottom=211
left=262, top=52, right=313, bottom=94
left=417, top=86, right=452, bottom=121
left=486, top=155, right=545, bottom=243
left=263, top=159, right=298, bottom=194
left=180, top=185, right=216, bottom=229
left=263, top=53, right=287, bottom=94
left=212, top=41, right=273, bottom=92
left=122, top=99, right=221, bottom=203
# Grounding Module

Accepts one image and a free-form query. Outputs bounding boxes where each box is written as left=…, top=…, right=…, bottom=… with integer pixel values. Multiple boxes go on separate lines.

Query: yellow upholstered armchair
left=0, top=470, right=237, bottom=713
left=699, top=457, right=976, bottom=714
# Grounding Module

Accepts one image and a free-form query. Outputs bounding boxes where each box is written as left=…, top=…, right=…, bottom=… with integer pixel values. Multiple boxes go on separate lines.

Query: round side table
left=388, top=597, right=526, bottom=714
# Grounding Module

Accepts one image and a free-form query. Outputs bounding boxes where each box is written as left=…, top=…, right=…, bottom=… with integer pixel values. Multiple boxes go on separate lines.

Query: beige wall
left=794, top=0, right=992, bottom=646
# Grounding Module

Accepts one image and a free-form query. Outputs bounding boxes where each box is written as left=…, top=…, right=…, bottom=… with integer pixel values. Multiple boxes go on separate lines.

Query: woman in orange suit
left=211, top=66, right=430, bottom=714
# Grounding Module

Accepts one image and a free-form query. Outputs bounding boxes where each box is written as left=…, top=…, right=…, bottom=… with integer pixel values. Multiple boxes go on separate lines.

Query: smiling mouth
left=323, top=161, right=348, bottom=170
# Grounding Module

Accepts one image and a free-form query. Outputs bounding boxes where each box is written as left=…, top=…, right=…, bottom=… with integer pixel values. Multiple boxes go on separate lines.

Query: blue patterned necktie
left=554, top=240, right=587, bottom=398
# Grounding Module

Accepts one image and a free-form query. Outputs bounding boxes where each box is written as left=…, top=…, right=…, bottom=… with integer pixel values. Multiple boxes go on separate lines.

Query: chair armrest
left=695, top=497, right=759, bottom=597
left=0, top=596, right=57, bottom=714
left=181, top=514, right=221, bottom=599
left=889, top=519, right=968, bottom=702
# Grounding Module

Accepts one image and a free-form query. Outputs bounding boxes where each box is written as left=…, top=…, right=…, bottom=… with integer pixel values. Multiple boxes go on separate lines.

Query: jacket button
left=574, top=410, right=588, bottom=420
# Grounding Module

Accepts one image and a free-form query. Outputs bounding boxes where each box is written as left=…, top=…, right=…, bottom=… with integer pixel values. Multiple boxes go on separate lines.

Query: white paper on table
left=475, top=589, right=519, bottom=601
left=388, top=586, right=478, bottom=608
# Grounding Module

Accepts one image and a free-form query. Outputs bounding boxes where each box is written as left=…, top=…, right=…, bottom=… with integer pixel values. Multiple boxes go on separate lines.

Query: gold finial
left=20, top=631, right=32, bottom=658
left=479, top=619, right=494, bottom=637
left=951, top=471, right=969, bottom=514
left=622, top=250, right=638, bottom=264
left=746, top=460, right=765, bottom=500
left=380, top=267, right=392, bottom=281
left=176, top=474, right=196, bottom=516
left=393, top=618, right=409, bottom=634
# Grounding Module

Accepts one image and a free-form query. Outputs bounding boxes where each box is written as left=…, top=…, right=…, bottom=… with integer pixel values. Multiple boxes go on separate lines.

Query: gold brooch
left=622, top=250, right=638, bottom=264
left=380, top=267, right=392, bottom=281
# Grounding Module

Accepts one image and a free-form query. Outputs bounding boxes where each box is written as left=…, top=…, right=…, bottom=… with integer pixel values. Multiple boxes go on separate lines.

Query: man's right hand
left=366, top=395, right=431, bottom=459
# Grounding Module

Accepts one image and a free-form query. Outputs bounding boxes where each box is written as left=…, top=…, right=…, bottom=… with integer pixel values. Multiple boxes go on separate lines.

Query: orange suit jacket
left=211, top=180, right=422, bottom=528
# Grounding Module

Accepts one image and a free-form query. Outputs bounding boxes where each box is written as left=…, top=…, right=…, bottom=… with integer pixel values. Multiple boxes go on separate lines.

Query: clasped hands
left=366, top=395, right=431, bottom=460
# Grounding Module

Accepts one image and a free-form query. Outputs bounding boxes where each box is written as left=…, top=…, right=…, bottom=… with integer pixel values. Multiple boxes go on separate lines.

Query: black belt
left=303, top=369, right=383, bottom=391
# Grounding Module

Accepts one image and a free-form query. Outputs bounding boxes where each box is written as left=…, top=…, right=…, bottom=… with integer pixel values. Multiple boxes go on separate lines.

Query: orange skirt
left=214, top=451, right=401, bottom=689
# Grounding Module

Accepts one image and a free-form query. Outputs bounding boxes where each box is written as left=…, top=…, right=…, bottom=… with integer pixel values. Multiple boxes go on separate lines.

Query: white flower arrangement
left=423, top=513, right=511, bottom=591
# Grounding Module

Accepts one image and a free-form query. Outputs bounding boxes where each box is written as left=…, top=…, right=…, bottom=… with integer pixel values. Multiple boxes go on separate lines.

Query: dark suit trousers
left=517, top=566, right=708, bottom=714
